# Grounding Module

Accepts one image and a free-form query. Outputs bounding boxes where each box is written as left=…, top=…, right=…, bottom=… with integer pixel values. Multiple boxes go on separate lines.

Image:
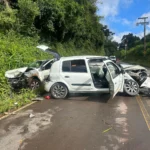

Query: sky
left=96, top=0, right=150, bottom=43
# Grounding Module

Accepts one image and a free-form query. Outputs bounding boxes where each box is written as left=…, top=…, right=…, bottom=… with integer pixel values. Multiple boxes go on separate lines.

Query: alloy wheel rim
left=125, top=80, right=138, bottom=94
left=31, top=81, right=40, bottom=90
left=52, top=84, right=66, bottom=98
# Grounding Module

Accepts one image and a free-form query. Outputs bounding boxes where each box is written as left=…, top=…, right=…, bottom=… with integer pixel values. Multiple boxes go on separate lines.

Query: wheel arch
left=32, top=76, right=41, bottom=81
left=50, top=82, right=69, bottom=99
left=49, top=82, right=69, bottom=92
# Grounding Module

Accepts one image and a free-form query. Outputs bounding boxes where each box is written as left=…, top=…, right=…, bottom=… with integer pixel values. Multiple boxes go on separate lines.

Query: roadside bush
left=0, top=32, right=49, bottom=113
left=118, top=43, right=150, bottom=67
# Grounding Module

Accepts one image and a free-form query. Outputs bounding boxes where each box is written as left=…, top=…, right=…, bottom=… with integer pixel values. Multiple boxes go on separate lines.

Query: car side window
left=44, top=62, right=52, bottom=70
left=43, top=61, right=54, bottom=70
left=71, top=60, right=87, bottom=73
left=106, top=62, right=120, bottom=79
left=62, top=61, right=71, bottom=72
left=62, top=59, right=87, bottom=73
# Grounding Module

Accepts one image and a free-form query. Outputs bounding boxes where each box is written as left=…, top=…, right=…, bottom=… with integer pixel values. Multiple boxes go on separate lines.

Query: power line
left=136, top=17, right=149, bottom=56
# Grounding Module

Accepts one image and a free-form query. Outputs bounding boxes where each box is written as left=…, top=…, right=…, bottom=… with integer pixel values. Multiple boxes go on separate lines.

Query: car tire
left=29, top=78, right=41, bottom=90
left=124, top=79, right=139, bottom=96
left=51, top=83, right=68, bottom=99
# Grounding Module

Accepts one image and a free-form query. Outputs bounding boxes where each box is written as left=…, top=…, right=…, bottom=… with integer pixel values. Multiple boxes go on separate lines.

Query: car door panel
left=61, top=59, right=93, bottom=91
left=61, top=73, right=93, bottom=91
left=39, top=60, right=53, bottom=81
left=104, top=60, right=124, bottom=98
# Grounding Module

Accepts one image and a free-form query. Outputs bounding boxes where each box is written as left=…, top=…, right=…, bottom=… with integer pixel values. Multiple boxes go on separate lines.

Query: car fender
left=123, top=72, right=135, bottom=81
left=44, top=80, right=70, bottom=92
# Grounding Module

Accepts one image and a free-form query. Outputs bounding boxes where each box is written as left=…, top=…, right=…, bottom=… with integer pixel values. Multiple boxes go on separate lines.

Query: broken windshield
left=28, top=60, right=47, bottom=68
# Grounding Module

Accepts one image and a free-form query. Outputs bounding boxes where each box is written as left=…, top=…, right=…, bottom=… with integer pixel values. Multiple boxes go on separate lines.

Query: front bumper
left=7, top=77, right=27, bottom=89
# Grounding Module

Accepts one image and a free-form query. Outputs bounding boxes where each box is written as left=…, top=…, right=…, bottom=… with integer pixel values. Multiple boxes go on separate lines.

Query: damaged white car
left=5, top=45, right=60, bottom=90
left=120, top=64, right=148, bottom=82
left=44, top=55, right=140, bottom=99
left=5, top=59, right=54, bottom=90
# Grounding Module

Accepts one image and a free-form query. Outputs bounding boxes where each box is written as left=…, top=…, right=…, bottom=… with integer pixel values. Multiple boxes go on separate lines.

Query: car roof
left=109, top=56, right=116, bottom=57
left=36, top=59, right=49, bottom=62
left=60, top=55, right=107, bottom=61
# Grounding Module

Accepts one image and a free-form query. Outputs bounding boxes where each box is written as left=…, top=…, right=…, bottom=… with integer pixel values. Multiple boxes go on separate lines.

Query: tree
left=121, top=33, right=140, bottom=50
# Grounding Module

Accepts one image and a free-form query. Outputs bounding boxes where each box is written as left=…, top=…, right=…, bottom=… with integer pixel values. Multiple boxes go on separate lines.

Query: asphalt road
left=0, top=93, right=150, bottom=150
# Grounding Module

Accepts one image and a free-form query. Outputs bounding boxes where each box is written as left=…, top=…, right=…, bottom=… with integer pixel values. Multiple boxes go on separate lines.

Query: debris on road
left=4, top=112, right=16, bottom=115
left=44, top=95, right=51, bottom=100
left=29, top=113, right=35, bottom=118
left=102, top=127, right=112, bottom=133
left=32, top=97, right=44, bottom=101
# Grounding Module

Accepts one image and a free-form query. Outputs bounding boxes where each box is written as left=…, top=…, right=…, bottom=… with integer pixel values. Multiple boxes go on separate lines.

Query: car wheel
left=29, top=78, right=41, bottom=90
left=51, top=83, right=68, bottom=99
left=124, top=79, right=139, bottom=96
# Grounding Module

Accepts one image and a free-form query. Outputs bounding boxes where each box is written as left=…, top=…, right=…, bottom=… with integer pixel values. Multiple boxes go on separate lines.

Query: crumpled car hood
left=121, top=64, right=147, bottom=71
left=5, top=67, right=28, bottom=78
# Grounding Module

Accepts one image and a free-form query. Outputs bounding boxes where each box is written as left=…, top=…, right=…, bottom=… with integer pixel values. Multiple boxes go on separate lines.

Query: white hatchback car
left=44, top=56, right=139, bottom=99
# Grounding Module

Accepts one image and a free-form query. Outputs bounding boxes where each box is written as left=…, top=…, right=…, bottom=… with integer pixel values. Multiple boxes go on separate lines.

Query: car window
left=106, top=62, right=120, bottom=79
left=62, top=61, right=71, bottom=72
left=71, top=60, right=87, bottom=72
left=62, top=59, right=87, bottom=73
left=44, top=61, right=53, bottom=70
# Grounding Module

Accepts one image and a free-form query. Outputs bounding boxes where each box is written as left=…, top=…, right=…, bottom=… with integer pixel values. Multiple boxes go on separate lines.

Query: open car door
left=36, top=45, right=61, bottom=60
left=103, top=60, right=124, bottom=99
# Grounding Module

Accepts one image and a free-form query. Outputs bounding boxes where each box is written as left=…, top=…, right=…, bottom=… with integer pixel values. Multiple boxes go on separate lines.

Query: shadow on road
left=62, top=93, right=111, bottom=103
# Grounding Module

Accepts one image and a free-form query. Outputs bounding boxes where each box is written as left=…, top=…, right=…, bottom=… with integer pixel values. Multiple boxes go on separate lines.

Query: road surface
left=0, top=93, right=150, bottom=150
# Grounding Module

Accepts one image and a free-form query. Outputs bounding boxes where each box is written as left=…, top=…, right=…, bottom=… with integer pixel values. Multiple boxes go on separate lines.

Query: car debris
left=32, top=97, right=44, bottom=101
left=5, top=45, right=60, bottom=90
left=5, top=59, right=54, bottom=90
left=29, top=113, right=35, bottom=118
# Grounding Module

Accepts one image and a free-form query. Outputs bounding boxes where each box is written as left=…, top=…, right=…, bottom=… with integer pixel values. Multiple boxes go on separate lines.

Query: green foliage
left=0, top=5, right=17, bottom=32
left=0, top=89, right=36, bottom=113
left=35, top=0, right=104, bottom=52
left=0, top=31, right=48, bottom=113
left=104, top=40, right=118, bottom=56
left=17, top=0, right=40, bottom=35
left=121, top=33, right=140, bottom=50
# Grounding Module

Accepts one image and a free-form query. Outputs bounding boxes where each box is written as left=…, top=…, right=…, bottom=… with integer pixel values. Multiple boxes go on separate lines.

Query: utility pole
left=136, top=17, right=149, bottom=56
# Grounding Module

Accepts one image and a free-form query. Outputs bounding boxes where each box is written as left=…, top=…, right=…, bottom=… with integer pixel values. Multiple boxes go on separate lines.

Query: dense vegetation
left=115, top=33, right=150, bottom=67
left=0, top=0, right=117, bottom=113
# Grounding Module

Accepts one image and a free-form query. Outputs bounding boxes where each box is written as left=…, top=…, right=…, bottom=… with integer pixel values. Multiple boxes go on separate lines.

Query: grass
left=0, top=88, right=36, bottom=114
